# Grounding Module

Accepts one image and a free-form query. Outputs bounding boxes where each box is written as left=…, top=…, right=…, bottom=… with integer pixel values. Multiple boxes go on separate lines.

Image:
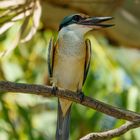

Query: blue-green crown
left=59, top=14, right=82, bottom=30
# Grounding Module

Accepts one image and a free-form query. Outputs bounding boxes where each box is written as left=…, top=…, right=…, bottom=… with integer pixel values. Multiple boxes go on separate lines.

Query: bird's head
left=59, top=13, right=114, bottom=35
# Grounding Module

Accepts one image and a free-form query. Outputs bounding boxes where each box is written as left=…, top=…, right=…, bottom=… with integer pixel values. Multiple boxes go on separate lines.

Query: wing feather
left=83, top=39, right=91, bottom=85
left=48, top=38, right=56, bottom=77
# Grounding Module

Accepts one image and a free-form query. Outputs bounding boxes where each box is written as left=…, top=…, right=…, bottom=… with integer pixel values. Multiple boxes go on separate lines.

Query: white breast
left=58, top=26, right=85, bottom=57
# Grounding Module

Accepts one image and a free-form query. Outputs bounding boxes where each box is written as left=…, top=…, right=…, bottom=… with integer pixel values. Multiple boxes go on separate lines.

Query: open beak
left=79, top=16, right=114, bottom=28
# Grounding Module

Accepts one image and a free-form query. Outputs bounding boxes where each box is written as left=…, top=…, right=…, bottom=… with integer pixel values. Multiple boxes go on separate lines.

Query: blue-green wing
left=83, top=39, right=91, bottom=85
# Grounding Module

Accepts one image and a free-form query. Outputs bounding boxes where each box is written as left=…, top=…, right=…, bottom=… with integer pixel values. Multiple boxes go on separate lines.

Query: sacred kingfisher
left=47, top=13, right=113, bottom=140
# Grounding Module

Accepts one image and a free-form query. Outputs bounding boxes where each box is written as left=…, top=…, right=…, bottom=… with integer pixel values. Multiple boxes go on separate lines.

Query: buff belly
left=52, top=53, right=85, bottom=116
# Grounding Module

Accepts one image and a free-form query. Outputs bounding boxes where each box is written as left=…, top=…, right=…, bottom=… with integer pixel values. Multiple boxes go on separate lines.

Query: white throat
left=58, top=24, right=91, bottom=56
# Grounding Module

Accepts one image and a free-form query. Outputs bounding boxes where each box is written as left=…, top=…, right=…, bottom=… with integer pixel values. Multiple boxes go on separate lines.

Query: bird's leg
left=77, top=89, right=85, bottom=103
left=50, top=77, right=58, bottom=95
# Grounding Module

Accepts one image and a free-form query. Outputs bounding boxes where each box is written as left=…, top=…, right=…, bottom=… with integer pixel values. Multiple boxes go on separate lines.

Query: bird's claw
left=51, top=86, right=58, bottom=95
left=77, top=91, right=84, bottom=103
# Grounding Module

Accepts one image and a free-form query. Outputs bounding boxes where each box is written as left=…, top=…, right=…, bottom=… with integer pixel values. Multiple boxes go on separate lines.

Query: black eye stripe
left=59, top=14, right=85, bottom=30
left=73, top=15, right=81, bottom=22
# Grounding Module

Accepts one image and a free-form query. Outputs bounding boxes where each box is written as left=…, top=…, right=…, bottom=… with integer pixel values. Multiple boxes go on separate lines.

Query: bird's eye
left=73, top=15, right=81, bottom=22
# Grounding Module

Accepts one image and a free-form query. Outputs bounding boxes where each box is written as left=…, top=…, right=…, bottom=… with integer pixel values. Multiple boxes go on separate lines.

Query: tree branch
left=80, top=120, right=140, bottom=140
left=0, top=81, right=140, bottom=122
left=0, top=80, right=140, bottom=140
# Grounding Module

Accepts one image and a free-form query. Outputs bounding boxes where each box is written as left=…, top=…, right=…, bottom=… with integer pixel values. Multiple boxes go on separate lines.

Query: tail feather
left=56, top=100, right=71, bottom=140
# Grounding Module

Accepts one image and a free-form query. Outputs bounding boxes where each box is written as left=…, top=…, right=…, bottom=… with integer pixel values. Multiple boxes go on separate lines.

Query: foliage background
left=0, top=0, right=140, bottom=140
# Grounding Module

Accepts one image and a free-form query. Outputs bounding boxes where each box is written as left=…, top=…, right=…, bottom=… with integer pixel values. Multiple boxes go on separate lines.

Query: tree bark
left=0, top=80, right=140, bottom=140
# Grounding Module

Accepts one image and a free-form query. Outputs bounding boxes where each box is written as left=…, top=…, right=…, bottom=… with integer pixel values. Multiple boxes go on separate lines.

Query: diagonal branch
left=0, top=81, right=140, bottom=122
left=0, top=80, right=140, bottom=140
left=80, top=120, right=140, bottom=140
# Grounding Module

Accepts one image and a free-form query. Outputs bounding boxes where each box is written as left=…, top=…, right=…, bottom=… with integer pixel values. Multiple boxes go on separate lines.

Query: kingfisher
left=47, top=13, right=113, bottom=140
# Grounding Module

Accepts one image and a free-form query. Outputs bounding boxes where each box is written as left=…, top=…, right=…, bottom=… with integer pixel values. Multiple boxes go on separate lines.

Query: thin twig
left=80, top=120, right=140, bottom=140
left=0, top=81, right=140, bottom=122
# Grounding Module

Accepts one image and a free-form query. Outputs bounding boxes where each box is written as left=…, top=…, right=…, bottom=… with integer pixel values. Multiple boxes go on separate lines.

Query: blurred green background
left=0, top=0, right=140, bottom=140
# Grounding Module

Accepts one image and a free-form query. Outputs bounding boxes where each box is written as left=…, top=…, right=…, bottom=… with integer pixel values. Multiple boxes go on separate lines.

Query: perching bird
left=47, top=13, right=113, bottom=140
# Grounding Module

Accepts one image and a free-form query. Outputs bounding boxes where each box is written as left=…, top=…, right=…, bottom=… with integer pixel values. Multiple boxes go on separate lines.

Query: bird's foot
left=77, top=90, right=84, bottom=103
left=51, top=86, right=58, bottom=95
left=50, top=77, right=58, bottom=95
